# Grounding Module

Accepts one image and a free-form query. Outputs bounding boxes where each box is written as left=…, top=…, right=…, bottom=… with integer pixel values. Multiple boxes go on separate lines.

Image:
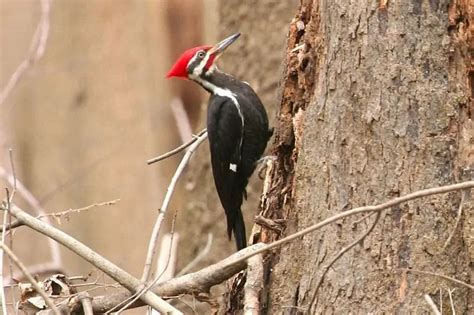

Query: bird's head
left=167, top=33, right=241, bottom=80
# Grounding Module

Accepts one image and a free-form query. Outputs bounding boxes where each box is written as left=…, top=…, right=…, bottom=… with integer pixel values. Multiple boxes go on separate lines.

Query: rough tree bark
left=255, top=0, right=473, bottom=313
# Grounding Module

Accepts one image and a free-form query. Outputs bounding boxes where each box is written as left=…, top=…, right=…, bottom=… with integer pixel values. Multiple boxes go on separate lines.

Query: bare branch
left=88, top=244, right=267, bottom=313
left=424, top=294, right=441, bottom=315
left=0, top=166, right=62, bottom=269
left=309, top=211, right=381, bottom=309
left=244, top=254, right=263, bottom=314
left=0, top=218, right=21, bottom=232
left=51, top=181, right=472, bottom=313
left=141, top=132, right=208, bottom=281
left=7, top=204, right=181, bottom=314
left=147, top=129, right=207, bottom=165
left=442, top=189, right=466, bottom=251
left=7, top=261, right=64, bottom=284
left=39, top=199, right=120, bottom=222
left=4, top=178, right=471, bottom=313
left=231, top=181, right=474, bottom=268
left=406, top=269, right=474, bottom=290
left=0, top=199, right=119, bottom=233
left=0, top=190, right=11, bottom=315
left=117, top=232, right=180, bottom=313
left=0, top=0, right=51, bottom=106
left=0, top=243, right=60, bottom=315
left=156, top=233, right=179, bottom=283
left=448, top=288, right=456, bottom=315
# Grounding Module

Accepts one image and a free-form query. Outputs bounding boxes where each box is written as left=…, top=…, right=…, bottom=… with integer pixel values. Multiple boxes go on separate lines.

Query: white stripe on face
left=189, top=51, right=210, bottom=77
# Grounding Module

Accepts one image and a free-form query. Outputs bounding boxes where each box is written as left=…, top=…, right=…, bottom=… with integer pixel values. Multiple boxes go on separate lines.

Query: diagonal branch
left=85, top=181, right=473, bottom=313
left=146, top=129, right=207, bottom=165
left=230, top=181, right=474, bottom=267
left=0, top=166, right=62, bottom=268
left=4, top=181, right=472, bottom=313
left=6, top=204, right=181, bottom=314
left=141, top=131, right=208, bottom=282
left=0, top=0, right=51, bottom=106
left=309, top=211, right=381, bottom=310
left=0, top=242, right=60, bottom=315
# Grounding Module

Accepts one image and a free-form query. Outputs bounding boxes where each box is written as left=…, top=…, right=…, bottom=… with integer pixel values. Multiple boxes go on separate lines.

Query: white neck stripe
left=191, top=75, right=245, bottom=161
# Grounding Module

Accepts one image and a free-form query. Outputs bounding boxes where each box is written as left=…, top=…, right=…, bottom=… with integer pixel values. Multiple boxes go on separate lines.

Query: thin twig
left=228, top=181, right=474, bottom=269
left=424, top=294, right=441, bottom=315
left=141, top=132, right=208, bottom=281
left=442, top=190, right=466, bottom=251
left=6, top=262, right=64, bottom=285
left=0, top=190, right=10, bottom=315
left=56, top=180, right=471, bottom=313
left=0, top=243, right=60, bottom=315
left=448, top=288, right=456, bottom=315
left=177, top=233, right=213, bottom=276
left=439, top=288, right=442, bottom=314
left=154, top=210, right=180, bottom=283
left=8, top=204, right=182, bottom=314
left=7, top=181, right=474, bottom=313
left=0, top=199, right=119, bottom=233
left=147, top=129, right=207, bottom=165
left=148, top=233, right=179, bottom=315
left=7, top=150, right=18, bottom=313
left=0, top=218, right=21, bottom=233
left=86, top=244, right=267, bottom=314
left=118, top=194, right=183, bottom=313
left=0, top=166, right=62, bottom=269
left=0, top=0, right=51, bottom=106
left=40, top=199, right=120, bottom=221
left=309, top=211, right=381, bottom=310
left=406, top=269, right=473, bottom=290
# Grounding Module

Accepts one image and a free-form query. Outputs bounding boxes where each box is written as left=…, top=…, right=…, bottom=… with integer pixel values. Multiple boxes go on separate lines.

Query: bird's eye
left=197, top=51, right=206, bottom=58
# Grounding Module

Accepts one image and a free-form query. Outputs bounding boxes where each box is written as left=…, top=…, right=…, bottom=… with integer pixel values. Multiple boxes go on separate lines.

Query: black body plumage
left=203, top=71, right=270, bottom=250
left=169, top=33, right=271, bottom=250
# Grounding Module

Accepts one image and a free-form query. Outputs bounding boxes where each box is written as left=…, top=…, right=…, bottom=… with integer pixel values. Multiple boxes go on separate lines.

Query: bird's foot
left=257, top=155, right=277, bottom=179
left=254, top=215, right=285, bottom=233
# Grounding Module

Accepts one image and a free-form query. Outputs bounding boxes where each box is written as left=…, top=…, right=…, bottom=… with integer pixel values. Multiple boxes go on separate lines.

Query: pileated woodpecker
left=167, top=33, right=271, bottom=250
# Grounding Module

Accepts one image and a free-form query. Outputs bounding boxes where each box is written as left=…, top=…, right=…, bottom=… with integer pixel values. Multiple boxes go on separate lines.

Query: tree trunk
left=261, top=0, right=473, bottom=313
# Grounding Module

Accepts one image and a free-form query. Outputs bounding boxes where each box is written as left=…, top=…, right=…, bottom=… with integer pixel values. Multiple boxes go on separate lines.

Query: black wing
left=207, top=95, right=247, bottom=249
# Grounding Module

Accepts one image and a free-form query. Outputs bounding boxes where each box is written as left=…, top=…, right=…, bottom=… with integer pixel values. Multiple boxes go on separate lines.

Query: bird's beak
left=208, top=33, right=241, bottom=56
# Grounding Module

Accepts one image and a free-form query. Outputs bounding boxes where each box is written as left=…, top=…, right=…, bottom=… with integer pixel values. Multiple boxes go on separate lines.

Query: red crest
left=167, top=45, right=212, bottom=78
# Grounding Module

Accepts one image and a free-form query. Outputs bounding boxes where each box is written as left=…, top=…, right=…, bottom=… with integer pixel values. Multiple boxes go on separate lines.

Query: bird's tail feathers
left=228, top=209, right=247, bottom=250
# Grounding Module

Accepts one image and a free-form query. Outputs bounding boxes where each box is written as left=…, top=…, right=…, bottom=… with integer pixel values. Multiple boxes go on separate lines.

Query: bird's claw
left=257, top=155, right=277, bottom=179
